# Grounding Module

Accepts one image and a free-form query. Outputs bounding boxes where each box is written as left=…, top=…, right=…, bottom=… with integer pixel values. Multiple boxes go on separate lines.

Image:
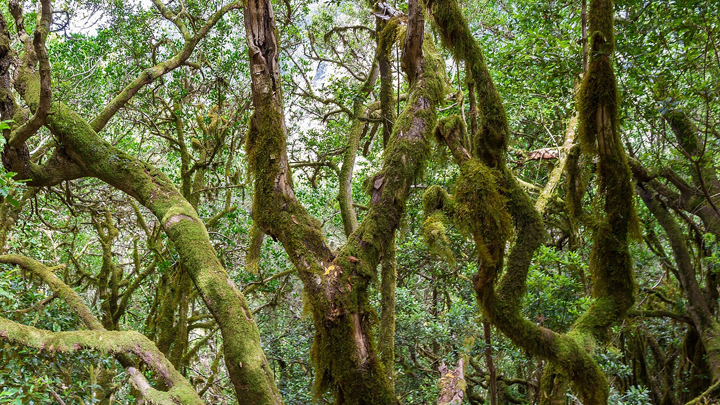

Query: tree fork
left=244, top=0, right=448, bottom=401
left=426, top=0, right=636, bottom=403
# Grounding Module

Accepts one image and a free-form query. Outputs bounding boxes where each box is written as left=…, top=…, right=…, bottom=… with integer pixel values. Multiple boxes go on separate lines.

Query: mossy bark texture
left=8, top=42, right=282, bottom=405
left=244, top=0, right=447, bottom=402
left=425, top=0, right=635, bottom=403
left=0, top=255, right=203, bottom=405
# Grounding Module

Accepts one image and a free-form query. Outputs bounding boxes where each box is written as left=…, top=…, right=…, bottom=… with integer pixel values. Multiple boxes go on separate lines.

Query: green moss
left=576, top=60, right=618, bottom=155
left=434, top=115, right=463, bottom=145
left=378, top=18, right=400, bottom=58
left=453, top=160, right=512, bottom=266
left=420, top=34, right=452, bottom=107
left=574, top=0, right=636, bottom=346
left=378, top=237, right=397, bottom=378
left=421, top=185, right=456, bottom=265
left=422, top=185, right=453, bottom=215
left=576, top=0, right=617, bottom=156
left=422, top=211, right=455, bottom=265
left=425, top=0, right=508, bottom=166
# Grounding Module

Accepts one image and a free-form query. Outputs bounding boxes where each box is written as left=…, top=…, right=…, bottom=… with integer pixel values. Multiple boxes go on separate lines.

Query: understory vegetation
left=0, top=0, right=718, bottom=404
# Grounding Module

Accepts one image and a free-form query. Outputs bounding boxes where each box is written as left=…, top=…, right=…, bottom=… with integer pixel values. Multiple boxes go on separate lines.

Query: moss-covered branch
left=376, top=9, right=396, bottom=147
left=244, top=0, right=448, bottom=402
left=572, top=0, right=635, bottom=345
left=7, top=0, right=51, bottom=148
left=427, top=0, right=636, bottom=403
left=379, top=236, right=397, bottom=378
left=11, top=59, right=282, bottom=405
left=535, top=115, right=577, bottom=215
left=0, top=317, right=202, bottom=405
left=0, top=254, right=202, bottom=405
left=425, top=0, right=508, bottom=167
left=0, top=255, right=103, bottom=330
left=660, top=109, right=720, bottom=237
left=338, top=59, right=379, bottom=237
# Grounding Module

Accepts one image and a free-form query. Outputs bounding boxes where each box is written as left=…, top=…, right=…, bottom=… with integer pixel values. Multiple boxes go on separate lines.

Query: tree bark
left=244, top=0, right=448, bottom=401
left=426, top=0, right=635, bottom=403
left=9, top=47, right=283, bottom=405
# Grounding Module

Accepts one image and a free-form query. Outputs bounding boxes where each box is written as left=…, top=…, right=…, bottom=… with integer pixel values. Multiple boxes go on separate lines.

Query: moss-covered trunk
left=425, top=0, right=635, bottom=403
left=244, top=0, right=447, bottom=402
left=10, top=60, right=283, bottom=405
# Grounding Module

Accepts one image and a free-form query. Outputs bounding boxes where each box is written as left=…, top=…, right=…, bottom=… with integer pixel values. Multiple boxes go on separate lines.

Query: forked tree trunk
left=424, top=0, right=635, bottom=403
left=243, top=0, right=448, bottom=402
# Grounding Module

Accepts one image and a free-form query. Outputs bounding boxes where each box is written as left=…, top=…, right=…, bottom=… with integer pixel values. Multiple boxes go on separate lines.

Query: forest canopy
left=0, top=0, right=718, bottom=404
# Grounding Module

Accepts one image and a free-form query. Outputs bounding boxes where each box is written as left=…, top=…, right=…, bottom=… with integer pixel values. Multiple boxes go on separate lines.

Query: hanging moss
left=422, top=211, right=455, bottom=265
left=421, top=185, right=456, bottom=265
left=453, top=160, right=512, bottom=266
left=419, top=34, right=452, bottom=108
left=422, top=184, right=453, bottom=215
left=424, top=0, right=509, bottom=166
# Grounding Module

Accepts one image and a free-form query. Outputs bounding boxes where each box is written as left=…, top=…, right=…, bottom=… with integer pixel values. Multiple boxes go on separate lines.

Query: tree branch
left=8, top=0, right=52, bottom=148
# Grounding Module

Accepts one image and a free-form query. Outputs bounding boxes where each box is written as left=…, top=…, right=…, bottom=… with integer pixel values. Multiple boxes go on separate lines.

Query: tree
left=0, top=0, right=718, bottom=404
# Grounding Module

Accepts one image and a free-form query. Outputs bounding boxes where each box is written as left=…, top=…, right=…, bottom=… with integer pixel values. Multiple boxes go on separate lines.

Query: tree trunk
left=243, top=0, right=448, bottom=402
left=425, top=0, right=635, bottom=403
left=11, top=58, right=283, bottom=405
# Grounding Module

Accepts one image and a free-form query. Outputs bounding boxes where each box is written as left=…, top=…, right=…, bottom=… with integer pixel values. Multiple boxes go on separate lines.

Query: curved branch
left=90, top=2, right=242, bottom=133
left=0, top=255, right=101, bottom=329
left=0, top=254, right=203, bottom=405
left=0, top=318, right=202, bottom=405
left=337, top=56, right=379, bottom=237
left=8, top=0, right=52, bottom=148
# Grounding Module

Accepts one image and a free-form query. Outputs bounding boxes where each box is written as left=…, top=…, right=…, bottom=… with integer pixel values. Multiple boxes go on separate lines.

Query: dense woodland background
left=0, top=0, right=718, bottom=404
